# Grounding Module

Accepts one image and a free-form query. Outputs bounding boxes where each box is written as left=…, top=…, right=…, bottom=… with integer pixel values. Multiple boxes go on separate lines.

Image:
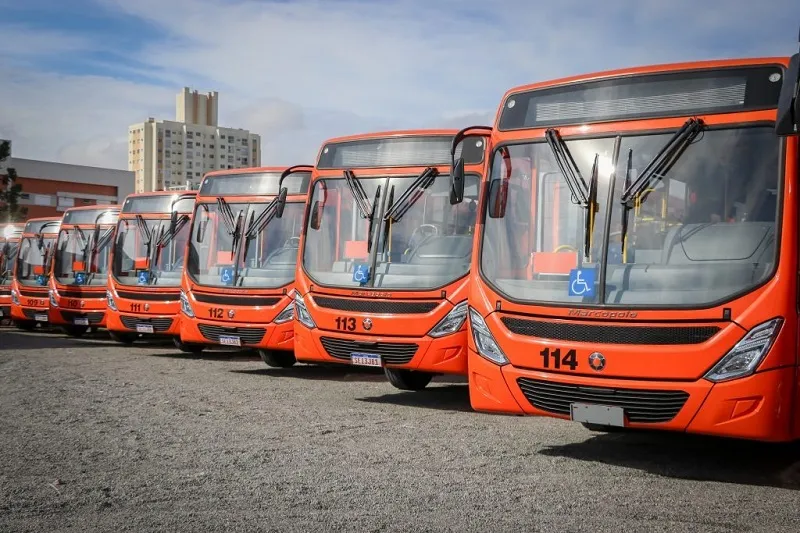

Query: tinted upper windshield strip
left=317, top=136, right=485, bottom=169
left=499, top=65, right=784, bottom=131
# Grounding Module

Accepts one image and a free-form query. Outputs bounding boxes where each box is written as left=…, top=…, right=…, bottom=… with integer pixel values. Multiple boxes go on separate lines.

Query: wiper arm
left=545, top=128, right=589, bottom=206
left=366, top=185, right=381, bottom=254
left=620, top=117, right=704, bottom=206
left=584, top=154, right=599, bottom=261
left=156, top=215, right=189, bottom=248
left=382, top=167, right=438, bottom=223
left=216, top=197, right=238, bottom=236
left=618, top=117, right=704, bottom=262
left=343, top=169, right=373, bottom=219
left=380, top=185, right=395, bottom=257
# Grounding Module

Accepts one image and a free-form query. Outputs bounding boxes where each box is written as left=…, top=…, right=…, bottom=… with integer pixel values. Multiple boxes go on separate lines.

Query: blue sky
left=0, top=0, right=798, bottom=169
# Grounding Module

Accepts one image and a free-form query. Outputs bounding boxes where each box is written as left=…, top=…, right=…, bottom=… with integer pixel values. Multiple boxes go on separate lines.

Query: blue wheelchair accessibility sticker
left=36, top=274, right=46, bottom=286
left=74, top=272, right=86, bottom=285
left=137, top=271, right=150, bottom=285
left=220, top=266, right=234, bottom=285
left=568, top=268, right=595, bottom=297
left=352, top=263, right=370, bottom=285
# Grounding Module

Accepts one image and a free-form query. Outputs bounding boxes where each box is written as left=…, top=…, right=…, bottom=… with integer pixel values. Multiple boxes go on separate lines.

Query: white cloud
left=0, top=0, right=798, bottom=170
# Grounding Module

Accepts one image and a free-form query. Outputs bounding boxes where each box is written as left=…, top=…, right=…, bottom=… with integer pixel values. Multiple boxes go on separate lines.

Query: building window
left=187, top=141, right=193, bottom=148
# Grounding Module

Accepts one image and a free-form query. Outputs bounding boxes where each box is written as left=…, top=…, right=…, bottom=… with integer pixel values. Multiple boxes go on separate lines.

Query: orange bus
left=290, top=130, right=488, bottom=390
left=10, top=217, right=61, bottom=329
left=178, top=166, right=312, bottom=360
left=449, top=50, right=800, bottom=441
left=49, top=205, right=120, bottom=337
left=106, top=191, right=197, bottom=344
left=0, top=222, right=24, bottom=322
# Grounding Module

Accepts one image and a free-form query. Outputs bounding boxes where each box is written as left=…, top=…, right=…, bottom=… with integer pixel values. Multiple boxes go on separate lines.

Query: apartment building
left=129, top=88, right=262, bottom=192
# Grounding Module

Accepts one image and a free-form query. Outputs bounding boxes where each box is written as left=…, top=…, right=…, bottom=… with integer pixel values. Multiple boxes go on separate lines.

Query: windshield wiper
left=544, top=128, right=598, bottom=261
left=366, top=186, right=381, bottom=254
left=618, top=117, right=704, bottom=260
left=343, top=169, right=374, bottom=219
left=382, top=167, right=438, bottom=223
left=380, top=185, right=395, bottom=257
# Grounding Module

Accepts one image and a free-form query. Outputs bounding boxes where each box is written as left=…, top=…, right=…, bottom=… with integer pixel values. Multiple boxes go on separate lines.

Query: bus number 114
left=539, top=347, right=578, bottom=370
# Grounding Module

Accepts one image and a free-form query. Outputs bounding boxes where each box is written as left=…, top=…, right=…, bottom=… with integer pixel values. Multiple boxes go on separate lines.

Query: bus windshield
left=481, top=125, right=780, bottom=307
left=303, top=173, right=480, bottom=289
left=186, top=200, right=305, bottom=288
left=0, top=241, right=18, bottom=286
left=53, top=226, right=114, bottom=287
left=112, top=217, right=190, bottom=287
left=15, top=236, right=56, bottom=286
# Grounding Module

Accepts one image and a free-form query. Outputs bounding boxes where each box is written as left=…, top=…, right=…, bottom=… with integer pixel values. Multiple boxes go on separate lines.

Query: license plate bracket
left=34, top=314, right=48, bottom=322
left=219, top=335, right=241, bottom=347
left=73, top=317, right=89, bottom=326
left=136, top=323, right=154, bottom=334
left=570, top=403, right=625, bottom=428
left=350, top=352, right=382, bottom=367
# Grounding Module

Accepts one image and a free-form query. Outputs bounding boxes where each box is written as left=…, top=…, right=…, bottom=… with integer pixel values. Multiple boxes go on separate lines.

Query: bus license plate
left=136, top=323, right=154, bottom=334
left=34, top=314, right=48, bottom=322
left=74, top=317, right=89, bottom=326
left=570, top=403, right=625, bottom=427
left=350, top=352, right=381, bottom=367
left=219, top=335, right=241, bottom=347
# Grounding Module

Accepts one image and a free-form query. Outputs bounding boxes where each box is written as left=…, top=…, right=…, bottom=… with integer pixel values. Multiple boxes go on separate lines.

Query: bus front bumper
left=106, top=308, right=182, bottom=337
left=179, top=315, right=294, bottom=352
left=10, top=303, right=51, bottom=324
left=294, top=323, right=468, bottom=375
left=467, top=349, right=796, bottom=442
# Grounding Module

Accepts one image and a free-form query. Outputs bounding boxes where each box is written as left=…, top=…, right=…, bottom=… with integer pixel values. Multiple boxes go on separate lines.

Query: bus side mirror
left=450, top=158, right=465, bottom=205
left=487, top=179, right=508, bottom=219
left=275, top=188, right=288, bottom=219
left=309, top=201, right=322, bottom=230
left=776, top=53, right=800, bottom=136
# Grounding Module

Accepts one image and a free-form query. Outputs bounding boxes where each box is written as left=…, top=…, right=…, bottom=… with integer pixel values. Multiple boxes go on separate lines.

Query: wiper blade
left=216, top=197, right=239, bottom=235
left=383, top=167, right=438, bottom=222
left=366, top=185, right=381, bottom=254
left=343, top=169, right=374, bottom=219
left=584, top=154, right=599, bottom=261
left=618, top=117, right=704, bottom=262
left=545, top=128, right=589, bottom=206
left=156, top=214, right=189, bottom=248
left=621, top=117, right=704, bottom=206
left=380, top=185, right=395, bottom=257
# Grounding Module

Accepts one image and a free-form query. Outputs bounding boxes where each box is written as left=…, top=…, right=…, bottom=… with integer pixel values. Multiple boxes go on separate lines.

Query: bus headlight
left=180, top=290, right=195, bottom=318
left=273, top=302, right=295, bottom=324
left=106, top=290, right=118, bottom=312
left=49, top=289, right=58, bottom=308
left=468, top=307, right=508, bottom=365
left=11, top=289, right=19, bottom=306
left=704, top=318, right=783, bottom=383
left=294, top=292, right=316, bottom=329
left=428, top=300, right=468, bottom=338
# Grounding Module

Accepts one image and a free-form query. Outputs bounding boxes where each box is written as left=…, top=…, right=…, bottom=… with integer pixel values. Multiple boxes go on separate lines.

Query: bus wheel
left=63, top=325, right=88, bottom=337
left=384, top=368, right=433, bottom=391
left=173, top=337, right=204, bottom=354
left=258, top=349, right=296, bottom=368
left=108, top=331, right=137, bottom=345
left=14, top=320, right=36, bottom=331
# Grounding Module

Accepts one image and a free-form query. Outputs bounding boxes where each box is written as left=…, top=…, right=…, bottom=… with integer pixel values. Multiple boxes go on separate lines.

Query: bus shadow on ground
left=0, top=329, right=117, bottom=351
left=539, top=429, right=800, bottom=490
left=357, top=384, right=474, bottom=413
left=145, top=349, right=261, bottom=362
left=231, top=364, right=387, bottom=382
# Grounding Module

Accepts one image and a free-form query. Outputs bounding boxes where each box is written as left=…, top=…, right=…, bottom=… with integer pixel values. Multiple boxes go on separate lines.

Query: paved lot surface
left=1, top=328, right=799, bottom=532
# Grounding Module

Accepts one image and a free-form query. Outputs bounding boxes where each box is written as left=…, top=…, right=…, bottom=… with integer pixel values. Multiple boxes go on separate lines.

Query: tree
left=0, top=140, right=27, bottom=222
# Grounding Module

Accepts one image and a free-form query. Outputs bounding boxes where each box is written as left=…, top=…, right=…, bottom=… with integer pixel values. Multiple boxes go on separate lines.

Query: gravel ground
left=1, top=328, right=799, bottom=532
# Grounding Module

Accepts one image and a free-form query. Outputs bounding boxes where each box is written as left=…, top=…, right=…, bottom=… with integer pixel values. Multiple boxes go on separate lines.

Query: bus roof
left=198, top=166, right=311, bottom=197
left=494, top=57, right=789, bottom=132
left=22, top=217, right=61, bottom=235
left=315, top=128, right=486, bottom=170
left=120, top=190, right=198, bottom=214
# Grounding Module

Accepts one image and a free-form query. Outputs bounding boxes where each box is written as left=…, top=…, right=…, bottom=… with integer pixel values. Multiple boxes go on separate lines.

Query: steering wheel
left=284, top=236, right=301, bottom=248
left=553, top=244, right=578, bottom=253
left=409, top=224, right=439, bottom=243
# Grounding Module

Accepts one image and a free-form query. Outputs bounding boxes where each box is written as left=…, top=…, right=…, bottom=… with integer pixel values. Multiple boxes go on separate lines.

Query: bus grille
left=19, top=288, right=47, bottom=297
left=22, top=309, right=45, bottom=319
left=116, top=290, right=180, bottom=301
left=312, top=296, right=439, bottom=314
left=0, top=289, right=10, bottom=296
left=197, top=324, right=266, bottom=345
left=319, top=337, right=418, bottom=365
left=59, top=311, right=104, bottom=325
left=59, top=289, right=104, bottom=299
left=501, top=318, right=719, bottom=345
left=192, top=292, right=280, bottom=307
left=120, top=315, right=174, bottom=332
left=516, top=378, right=689, bottom=423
